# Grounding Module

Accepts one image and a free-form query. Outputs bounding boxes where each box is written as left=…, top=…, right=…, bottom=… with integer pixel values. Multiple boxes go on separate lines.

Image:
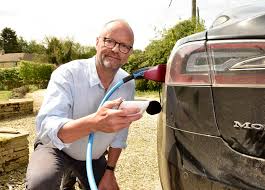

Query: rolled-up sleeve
left=36, top=66, right=74, bottom=150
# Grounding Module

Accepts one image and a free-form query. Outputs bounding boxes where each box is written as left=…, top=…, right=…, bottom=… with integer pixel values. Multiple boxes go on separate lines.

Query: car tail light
left=208, top=40, right=265, bottom=85
left=166, top=41, right=211, bottom=86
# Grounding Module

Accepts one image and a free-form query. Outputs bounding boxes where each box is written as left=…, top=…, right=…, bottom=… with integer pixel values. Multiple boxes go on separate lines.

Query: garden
left=0, top=18, right=204, bottom=189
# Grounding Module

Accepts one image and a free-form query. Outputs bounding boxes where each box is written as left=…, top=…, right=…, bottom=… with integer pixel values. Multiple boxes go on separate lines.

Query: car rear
left=158, top=3, right=265, bottom=190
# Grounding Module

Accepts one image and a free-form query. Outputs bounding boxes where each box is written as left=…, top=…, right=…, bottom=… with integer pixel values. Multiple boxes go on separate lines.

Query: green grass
left=0, top=91, right=12, bottom=101
left=135, top=90, right=159, bottom=99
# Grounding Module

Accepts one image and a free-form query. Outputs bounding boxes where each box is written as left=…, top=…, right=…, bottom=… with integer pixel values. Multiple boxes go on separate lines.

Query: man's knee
left=25, top=144, right=65, bottom=190
left=26, top=169, right=62, bottom=190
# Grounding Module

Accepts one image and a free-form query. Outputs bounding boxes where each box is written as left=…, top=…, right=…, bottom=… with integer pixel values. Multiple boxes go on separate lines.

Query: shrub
left=19, top=61, right=56, bottom=88
left=11, top=86, right=30, bottom=99
left=0, top=61, right=55, bottom=91
left=0, top=67, right=23, bottom=90
left=135, top=80, right=148, bottom=91
left=134, top=79, right=162, bottom=91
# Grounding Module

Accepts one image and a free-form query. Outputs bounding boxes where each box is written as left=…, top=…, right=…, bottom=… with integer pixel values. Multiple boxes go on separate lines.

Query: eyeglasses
left=100, top=37, right=132, bottom=54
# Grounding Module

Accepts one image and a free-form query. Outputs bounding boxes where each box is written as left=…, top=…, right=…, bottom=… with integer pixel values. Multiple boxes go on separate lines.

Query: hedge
left=0, top=61, right=56, bottom=90
left=19, top=61, right=56, bottom=88
left=0, top=67, right=22, bottom=90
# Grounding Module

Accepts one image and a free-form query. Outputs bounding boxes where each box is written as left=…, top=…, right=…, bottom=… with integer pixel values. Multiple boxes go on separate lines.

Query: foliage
left=0, top=28, right=97, bottom=65
left=45, top=37, right=62, bottom=65
left=17, top=37, right=28, bottom=52
left=45, top=37, right=96, bottom=65
left=123, top=49, right=146, bottom=73
left=72, top=43, right=96, bottom=59
left=11, top=86, right=30, bottom=99
left=144, top=19, right=205, bottom=67
left=18, top=37, right=46, bottom=55
left=126, top=19, right=205, bottom=91
left=0, top=61, right=55, bottom=90
left=0, top=67, right=22, bottom=90
left=0, top=27, right=21, bottom=53
left=19, top=61, right=56, bottom=88
left=0, top=19, right=205, bottom=92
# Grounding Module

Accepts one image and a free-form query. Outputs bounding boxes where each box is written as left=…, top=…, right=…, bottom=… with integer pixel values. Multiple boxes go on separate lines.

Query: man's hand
left=92, top=98, right=142, bottom=133
left=98, top=170, right=119, bottom=190
left=58, top=98, right=142, bottom=143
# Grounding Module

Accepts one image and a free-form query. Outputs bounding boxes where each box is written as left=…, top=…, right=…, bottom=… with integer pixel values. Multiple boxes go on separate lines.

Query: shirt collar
left=88, top=56, right=122, bottom=89
left=88, top=57, right=101, bottom=87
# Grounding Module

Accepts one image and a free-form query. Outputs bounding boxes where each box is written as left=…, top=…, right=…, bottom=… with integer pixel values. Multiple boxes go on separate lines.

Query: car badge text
left=233, top=121, right=265, bottom=130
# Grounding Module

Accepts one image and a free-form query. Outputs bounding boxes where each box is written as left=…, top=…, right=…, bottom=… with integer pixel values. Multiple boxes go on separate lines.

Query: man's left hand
left=98, top=170, right=119, bottom=190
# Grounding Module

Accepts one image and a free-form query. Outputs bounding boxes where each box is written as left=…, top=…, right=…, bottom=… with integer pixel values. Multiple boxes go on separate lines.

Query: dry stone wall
left=0, top=99, right=33, bottom=119
left=0, top=128, right=29, bottom=178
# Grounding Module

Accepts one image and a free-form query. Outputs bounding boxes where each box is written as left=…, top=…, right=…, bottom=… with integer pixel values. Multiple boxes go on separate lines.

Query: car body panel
left=166, top=86, right=219, bottom=135
left=208, top=3, right=265, bottom=40
left=174, top=129, right=265, bottom=190
left=158, top=3, right=265, bottom=190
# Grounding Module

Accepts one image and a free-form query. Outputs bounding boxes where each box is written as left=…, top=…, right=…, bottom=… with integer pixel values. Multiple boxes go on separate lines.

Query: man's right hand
left=58, top=98, right=142, bottom=143
left=92, top=98, right=142, bottom=133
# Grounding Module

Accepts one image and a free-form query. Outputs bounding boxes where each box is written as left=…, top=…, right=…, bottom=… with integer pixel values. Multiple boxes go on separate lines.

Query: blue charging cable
left=86, top=69, right=147, bottom=190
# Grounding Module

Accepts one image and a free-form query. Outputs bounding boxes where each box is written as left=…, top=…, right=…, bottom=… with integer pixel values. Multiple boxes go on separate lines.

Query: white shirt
left=36, top=57, right=135, bottom=160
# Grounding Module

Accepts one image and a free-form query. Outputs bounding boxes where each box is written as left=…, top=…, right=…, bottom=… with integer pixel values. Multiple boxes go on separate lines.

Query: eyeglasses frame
left=99, top=37, right=132, bottom=54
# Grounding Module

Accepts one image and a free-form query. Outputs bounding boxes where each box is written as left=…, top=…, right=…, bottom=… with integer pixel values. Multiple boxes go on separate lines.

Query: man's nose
left=112, top=43, right=120, bottom=53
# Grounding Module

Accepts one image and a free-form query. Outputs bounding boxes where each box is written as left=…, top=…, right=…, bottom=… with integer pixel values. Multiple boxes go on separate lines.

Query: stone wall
left=0, top=128, right=29, bottom=175
left=0, top=99, right=33, bottom=120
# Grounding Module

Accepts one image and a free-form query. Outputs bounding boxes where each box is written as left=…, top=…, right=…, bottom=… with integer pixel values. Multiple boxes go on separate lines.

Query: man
left=26, top=19, right=142, bottom=190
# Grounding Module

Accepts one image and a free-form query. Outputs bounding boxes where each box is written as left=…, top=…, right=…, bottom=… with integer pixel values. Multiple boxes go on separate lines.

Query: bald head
left=99, top=19, right=134, bottom=46
left=95, top=19, right=134, bottom=72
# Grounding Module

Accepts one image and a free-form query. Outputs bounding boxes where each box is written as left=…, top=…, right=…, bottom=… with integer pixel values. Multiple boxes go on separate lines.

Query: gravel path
left=0, top=91, right=161, bottom=190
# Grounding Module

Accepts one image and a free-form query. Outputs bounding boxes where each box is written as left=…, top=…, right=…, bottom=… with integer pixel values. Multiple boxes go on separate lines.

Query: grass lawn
left=135, top=90, right=160, bottom=99
left=0, top=91, right=11, bottom=101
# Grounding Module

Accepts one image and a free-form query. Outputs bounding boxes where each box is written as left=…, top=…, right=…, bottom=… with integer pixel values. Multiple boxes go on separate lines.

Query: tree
left=123, top=49, right=146, bottom=73
left=73, top=45, right=96, bottom=59
left=45, top=37, right=63, bottom=65
left=61, top=39, right=74, bottom=64
left=0, top=27, right=21, bottom=53
left=145, top=19, right=205, bottom=67
left=131, top=19, right=205, bottom=90
left=18, top=37, right=46, bottom=55
left=45, top=37, right=96, bottom=65
left=17, top=37, right=28, bottom=52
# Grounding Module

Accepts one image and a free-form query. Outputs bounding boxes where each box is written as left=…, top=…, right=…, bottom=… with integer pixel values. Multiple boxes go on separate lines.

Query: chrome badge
left=233, top=121, right=265, bottom=130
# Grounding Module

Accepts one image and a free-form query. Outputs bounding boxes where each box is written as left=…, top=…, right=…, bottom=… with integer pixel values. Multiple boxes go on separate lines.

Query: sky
left=0, top=0, right=264, bottom=50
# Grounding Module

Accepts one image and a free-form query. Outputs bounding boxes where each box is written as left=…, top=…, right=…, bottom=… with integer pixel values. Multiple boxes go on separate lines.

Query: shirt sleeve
left=36, top=66, right=74, bottom=150
left=110, top=80, right=135, bottom=149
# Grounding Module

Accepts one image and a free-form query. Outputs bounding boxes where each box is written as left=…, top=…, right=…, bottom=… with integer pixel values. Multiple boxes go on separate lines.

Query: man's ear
left=128, top=48, right=133, bottom=55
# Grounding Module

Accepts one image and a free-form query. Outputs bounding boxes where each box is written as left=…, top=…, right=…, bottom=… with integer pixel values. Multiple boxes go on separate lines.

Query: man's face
left=96, top=23, right=134, bottom=71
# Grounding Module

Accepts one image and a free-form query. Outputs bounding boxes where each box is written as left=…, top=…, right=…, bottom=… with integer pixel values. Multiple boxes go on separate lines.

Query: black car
left=157, top=3, right=265, bottom=190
